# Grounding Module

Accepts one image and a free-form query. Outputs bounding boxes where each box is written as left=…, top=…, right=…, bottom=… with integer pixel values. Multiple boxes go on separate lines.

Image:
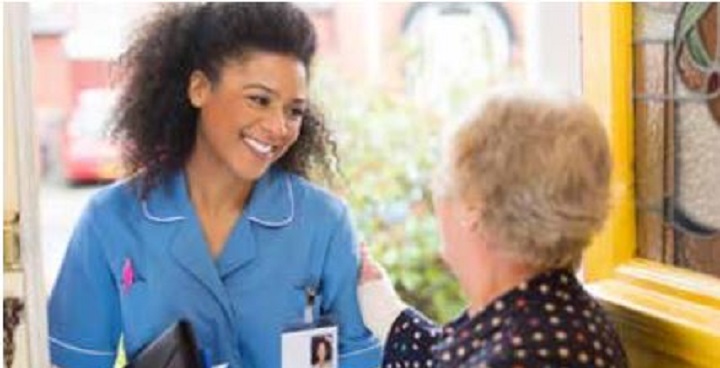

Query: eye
left=288, top=107, right=306, bottom=120
left=247, top=95, right=271, bottom=107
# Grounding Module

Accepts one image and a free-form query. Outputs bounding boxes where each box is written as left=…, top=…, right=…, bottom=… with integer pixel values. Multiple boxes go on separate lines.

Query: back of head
left=446, top=87, right=612, bottom=270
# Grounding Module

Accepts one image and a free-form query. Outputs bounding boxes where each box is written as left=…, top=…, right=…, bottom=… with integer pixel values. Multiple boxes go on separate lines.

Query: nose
left=261, top=107, right=289, bottom=138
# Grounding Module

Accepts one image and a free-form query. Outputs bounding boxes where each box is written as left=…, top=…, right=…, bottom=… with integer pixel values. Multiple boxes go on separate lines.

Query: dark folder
left=126, top=320, right=204, bottom=368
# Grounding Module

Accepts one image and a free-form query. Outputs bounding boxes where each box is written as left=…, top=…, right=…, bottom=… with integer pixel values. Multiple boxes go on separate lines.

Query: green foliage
left=312, top=64, right=466, bottom=322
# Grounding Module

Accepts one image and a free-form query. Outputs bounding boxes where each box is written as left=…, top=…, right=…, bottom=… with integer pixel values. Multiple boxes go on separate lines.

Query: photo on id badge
left=281, top=326, right=337, bottom=368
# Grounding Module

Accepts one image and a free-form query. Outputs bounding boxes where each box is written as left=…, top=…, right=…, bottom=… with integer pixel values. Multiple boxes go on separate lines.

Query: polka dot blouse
left=382, top=268, right=628, bottom=368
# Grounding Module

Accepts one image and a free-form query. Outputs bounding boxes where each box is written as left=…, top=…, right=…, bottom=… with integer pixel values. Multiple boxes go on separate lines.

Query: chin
left=439, top=248, right=456, bottom=272
left=232, top=162, right=272, bottom=182
left=229, top=148, right=285, bottom=181
left=442, top=249, right=469, bottom=281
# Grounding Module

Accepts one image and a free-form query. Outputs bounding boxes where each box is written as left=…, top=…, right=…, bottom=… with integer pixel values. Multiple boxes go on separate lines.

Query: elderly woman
left=359, top=89, right=628, bottom=367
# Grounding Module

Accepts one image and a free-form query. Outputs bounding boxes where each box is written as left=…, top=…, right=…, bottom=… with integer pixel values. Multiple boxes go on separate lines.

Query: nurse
left=48, top=3, right=380, bottom=368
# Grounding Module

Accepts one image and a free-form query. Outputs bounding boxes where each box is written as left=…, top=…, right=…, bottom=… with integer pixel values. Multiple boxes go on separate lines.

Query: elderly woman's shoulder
left=475, top=271, right=628, bottom=368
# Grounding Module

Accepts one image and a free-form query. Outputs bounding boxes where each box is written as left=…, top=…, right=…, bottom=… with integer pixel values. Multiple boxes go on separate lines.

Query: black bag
left=126, top=320, right=204, bottom=368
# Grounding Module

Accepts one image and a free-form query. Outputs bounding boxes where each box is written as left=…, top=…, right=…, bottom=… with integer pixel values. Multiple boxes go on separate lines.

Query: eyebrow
left=242, top=83, right=307, bottom=104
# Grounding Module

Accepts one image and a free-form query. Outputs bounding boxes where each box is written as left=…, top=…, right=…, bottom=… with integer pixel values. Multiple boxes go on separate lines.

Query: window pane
left=633, top=2, right=720, bottom=277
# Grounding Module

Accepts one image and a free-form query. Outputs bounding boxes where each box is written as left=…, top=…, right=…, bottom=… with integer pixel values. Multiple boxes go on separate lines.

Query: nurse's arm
left=47, top=200, right=121, bottom=368
left=358, top=248, right=443, bottom=366
left=357, top=244, right=408, bottom=342
left=320, top=207, right=382, bottom=368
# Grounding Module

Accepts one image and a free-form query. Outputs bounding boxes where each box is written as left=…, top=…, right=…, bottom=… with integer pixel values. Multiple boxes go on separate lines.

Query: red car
left=60, top=89, right=124, bottom=184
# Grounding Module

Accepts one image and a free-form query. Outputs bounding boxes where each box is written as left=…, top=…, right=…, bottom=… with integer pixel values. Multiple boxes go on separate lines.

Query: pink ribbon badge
left=121, top=258, right=135, bottom=294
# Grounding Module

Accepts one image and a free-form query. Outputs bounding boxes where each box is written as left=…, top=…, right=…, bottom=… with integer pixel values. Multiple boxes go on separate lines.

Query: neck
left=185, top=145, right=253, bottom=216
left=461, top=250, right=539, bottom=318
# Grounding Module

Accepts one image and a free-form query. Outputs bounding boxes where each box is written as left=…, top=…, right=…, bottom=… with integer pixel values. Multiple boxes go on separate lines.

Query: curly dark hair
left=112, top=3, right=337, bottom=198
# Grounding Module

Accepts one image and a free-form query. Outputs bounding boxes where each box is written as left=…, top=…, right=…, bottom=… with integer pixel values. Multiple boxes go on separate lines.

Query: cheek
left=199, top=105, right=239, bottom=141
left=200, top=92, right=240, bottom=124
left=440, top=234, right=460, bottom=268
left=436, top=207, right=459, bottom=266
left=276, top=123, right=302, bottom=156
left=288, top=123, right=302, bottom=145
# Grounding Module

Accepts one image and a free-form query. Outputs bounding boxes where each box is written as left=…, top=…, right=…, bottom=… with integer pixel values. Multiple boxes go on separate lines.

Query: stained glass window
left=633, top=3, right=720, bottom=277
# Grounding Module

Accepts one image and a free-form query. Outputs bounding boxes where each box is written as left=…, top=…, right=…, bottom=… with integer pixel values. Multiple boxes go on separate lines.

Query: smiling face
left=188, top=51, right=308, bottom=181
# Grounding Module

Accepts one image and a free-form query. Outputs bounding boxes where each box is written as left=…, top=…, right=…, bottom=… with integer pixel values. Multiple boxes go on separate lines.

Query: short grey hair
left=437, top=88, right=612, bottom=270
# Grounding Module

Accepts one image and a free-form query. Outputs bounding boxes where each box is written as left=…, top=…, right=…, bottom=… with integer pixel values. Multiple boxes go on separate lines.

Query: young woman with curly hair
left=48, top=4, right=380, bottom=368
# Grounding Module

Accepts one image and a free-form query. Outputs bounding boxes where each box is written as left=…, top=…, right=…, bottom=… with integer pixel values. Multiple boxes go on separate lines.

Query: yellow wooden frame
left=581, top=3, right=720, bottom=367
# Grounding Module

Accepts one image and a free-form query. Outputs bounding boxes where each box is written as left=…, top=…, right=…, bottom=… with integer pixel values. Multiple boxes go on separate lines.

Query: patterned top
left=382, top=268, right=628, bottom=368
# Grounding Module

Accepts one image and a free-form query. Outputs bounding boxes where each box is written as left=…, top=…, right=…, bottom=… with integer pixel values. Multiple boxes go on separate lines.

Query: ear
left=459, top=203, right=482, bottom=231
left=187, top=70, right=211, bottom=108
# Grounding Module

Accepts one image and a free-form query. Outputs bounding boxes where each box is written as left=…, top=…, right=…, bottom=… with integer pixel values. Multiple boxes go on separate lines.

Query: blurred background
left=12, top=3, right=719, bottom=367
left=30, top=2, right=559, bottom=322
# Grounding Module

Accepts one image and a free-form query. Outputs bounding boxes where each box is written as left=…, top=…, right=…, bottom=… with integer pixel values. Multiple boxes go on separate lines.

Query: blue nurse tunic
left=48, top=167, right=381, bottom=368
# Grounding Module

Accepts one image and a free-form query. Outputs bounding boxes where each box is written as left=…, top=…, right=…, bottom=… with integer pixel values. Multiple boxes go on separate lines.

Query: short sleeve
left=320, top=206, right=382, bottom=368
left=48, top=202, right=121, bottom=368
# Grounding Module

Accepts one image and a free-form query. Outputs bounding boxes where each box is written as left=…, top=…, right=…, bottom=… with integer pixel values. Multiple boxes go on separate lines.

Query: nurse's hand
left=359, top=243, right=384, bottom=284
left=357, top=243, right=407, bottom=343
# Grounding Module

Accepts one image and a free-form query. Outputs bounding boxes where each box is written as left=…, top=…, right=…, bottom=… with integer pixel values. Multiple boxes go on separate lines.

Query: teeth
left=243, top=137, right=273, bottom=155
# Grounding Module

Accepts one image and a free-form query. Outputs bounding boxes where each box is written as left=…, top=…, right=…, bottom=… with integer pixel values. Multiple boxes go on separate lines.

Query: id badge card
left=282, top=319, right=337, bottom=368
left=281, top=287, right=338, bottom=368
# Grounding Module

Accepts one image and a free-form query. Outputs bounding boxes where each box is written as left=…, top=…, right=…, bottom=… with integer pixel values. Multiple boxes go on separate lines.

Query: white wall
left=524, top=3, right=582, bottom=94
left=4, top=3, right=51, bottom=367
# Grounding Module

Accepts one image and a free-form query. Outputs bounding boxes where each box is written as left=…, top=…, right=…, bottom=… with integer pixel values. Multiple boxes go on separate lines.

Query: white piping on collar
left=141, top=200, right=186, bottom=223
left=49, top=336, right=116, bottom=356
left=140, top=176, right=293, bottom=226
left=247, top=176, right=294, bottom=227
